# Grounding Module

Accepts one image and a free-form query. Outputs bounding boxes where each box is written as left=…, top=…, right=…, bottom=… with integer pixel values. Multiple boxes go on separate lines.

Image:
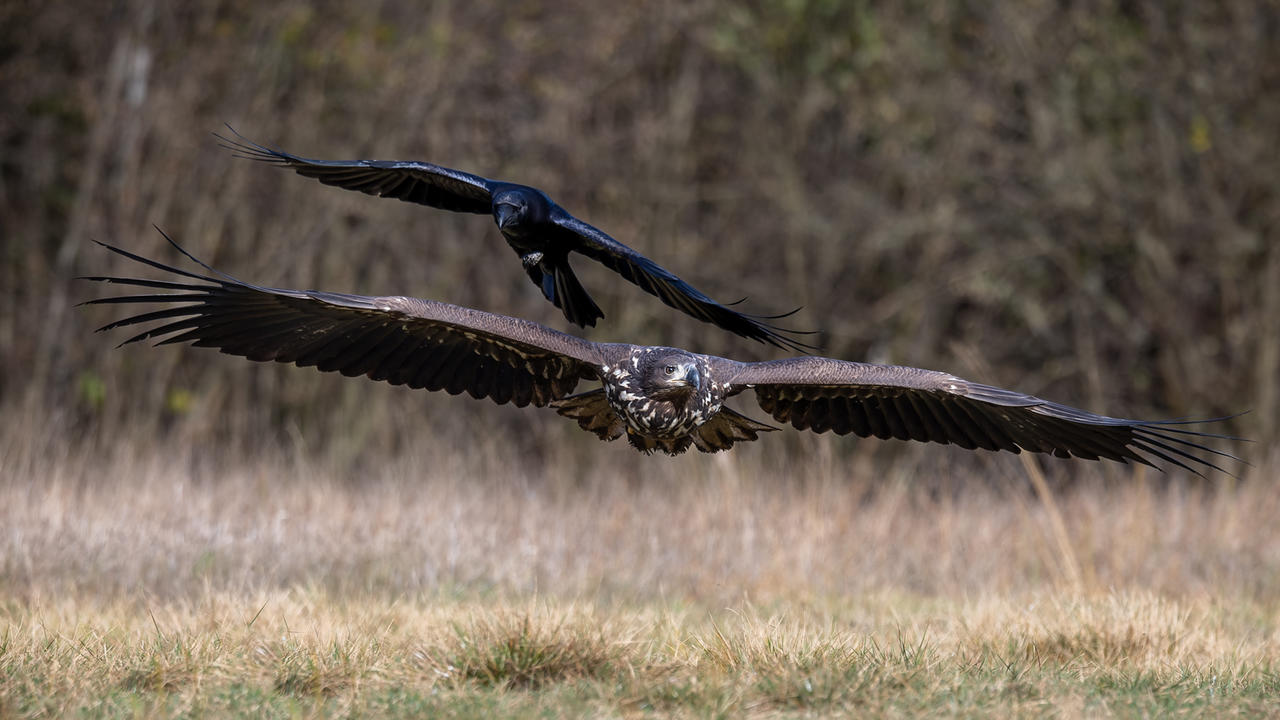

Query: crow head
left=492, top=186, right=551, bottom=234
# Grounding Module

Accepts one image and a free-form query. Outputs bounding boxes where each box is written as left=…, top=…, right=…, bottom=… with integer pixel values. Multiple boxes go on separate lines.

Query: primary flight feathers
left=82, top=233, right=1241, bottom=474
left=215, top=126, right=812, bottom=352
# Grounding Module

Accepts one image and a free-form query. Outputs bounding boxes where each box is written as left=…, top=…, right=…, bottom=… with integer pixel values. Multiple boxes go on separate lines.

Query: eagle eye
left=664, top=365, right=677, bottom=375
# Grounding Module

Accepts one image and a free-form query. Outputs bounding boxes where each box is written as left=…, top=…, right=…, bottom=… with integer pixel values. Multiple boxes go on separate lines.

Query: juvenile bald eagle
left=83, top=233, right=1240, bottom=474
left=215, top=127, right=810, bottom=352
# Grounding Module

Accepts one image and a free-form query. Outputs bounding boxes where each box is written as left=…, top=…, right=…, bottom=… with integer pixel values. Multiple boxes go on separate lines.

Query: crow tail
left=526, top=256, right=603, bottom=328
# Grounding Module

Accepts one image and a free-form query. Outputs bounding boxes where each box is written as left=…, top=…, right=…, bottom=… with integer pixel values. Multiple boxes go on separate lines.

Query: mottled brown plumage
left=82, top=233, right=1241, bottom=474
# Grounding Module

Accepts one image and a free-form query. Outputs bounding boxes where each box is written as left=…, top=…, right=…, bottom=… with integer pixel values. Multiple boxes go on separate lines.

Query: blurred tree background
left=2, top=0, right=1275, bottom=477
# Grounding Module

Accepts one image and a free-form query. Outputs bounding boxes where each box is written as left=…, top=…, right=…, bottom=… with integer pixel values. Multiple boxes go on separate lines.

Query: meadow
left=3, top=418, right=1277, bottom=718
left=3, top=1, right=1278, bottom=716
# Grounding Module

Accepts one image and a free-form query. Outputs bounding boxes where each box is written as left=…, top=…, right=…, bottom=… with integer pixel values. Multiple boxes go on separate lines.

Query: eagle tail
left=552, top=390, right=623, bottom=441
left=627, top=432, right=693, bottom=456
left=690, top=407, right=779, bottom=453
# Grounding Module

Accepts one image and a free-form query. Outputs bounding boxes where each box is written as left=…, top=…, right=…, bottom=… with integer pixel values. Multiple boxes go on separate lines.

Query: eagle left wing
left=549, top=212, right=814, bottom=352
left=82, top=231, right=607, bottom=408
left=724, top=356, right=1241, bottom=476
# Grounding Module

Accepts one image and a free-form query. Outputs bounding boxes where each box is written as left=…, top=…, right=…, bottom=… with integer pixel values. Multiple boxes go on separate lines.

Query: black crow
left=216, top=127, right=810, bottom=351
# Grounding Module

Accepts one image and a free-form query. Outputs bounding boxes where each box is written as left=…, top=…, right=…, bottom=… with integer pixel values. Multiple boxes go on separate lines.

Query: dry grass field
left=3, top=418, right=1277, bottom=717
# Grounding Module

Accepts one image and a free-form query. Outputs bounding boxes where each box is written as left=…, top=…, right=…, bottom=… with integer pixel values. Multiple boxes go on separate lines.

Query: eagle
left=215, top=127, right=810, bottom=352
left=82, top=232, right=1239, bottom=475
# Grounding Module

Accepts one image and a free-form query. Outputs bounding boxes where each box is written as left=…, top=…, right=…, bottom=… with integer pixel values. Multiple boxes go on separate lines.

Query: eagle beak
left=678, top=364, right=700, bottom=389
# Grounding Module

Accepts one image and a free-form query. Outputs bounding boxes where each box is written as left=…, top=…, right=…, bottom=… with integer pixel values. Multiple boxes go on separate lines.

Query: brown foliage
left=2, top=0, right=1275, bottom=467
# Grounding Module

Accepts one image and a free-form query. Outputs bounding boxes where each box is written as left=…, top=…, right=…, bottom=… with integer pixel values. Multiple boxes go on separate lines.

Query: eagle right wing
left=82, top=232, right=607, bottom=407
left=723, top=356, right=1242, bottom=476
left=217, top=126, right=496, bottom=215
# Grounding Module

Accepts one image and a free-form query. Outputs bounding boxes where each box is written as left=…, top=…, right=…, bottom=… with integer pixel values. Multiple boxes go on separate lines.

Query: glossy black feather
left=216, top=126, right=812, bottom=351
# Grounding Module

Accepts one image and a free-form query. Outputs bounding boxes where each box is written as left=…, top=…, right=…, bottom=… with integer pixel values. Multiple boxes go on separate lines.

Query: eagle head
left=639, top=350, right=701, bottom=400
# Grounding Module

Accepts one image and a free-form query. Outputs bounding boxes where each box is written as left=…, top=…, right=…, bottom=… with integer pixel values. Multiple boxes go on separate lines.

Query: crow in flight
left=216, top=127, right=810, bottom=352
left=82, top=232, right=1241, bottom=474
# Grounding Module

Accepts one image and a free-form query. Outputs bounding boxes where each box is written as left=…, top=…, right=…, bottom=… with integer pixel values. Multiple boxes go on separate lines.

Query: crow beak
left=494, top=201, right=518, bottom=230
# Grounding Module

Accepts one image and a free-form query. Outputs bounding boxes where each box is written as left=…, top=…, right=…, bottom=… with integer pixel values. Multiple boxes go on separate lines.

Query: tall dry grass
left=2, top=0, right=1276, bottom=464
left=3, top=415, right=1278, bottom=715
left=3, top=411, right=1274, bottom=605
